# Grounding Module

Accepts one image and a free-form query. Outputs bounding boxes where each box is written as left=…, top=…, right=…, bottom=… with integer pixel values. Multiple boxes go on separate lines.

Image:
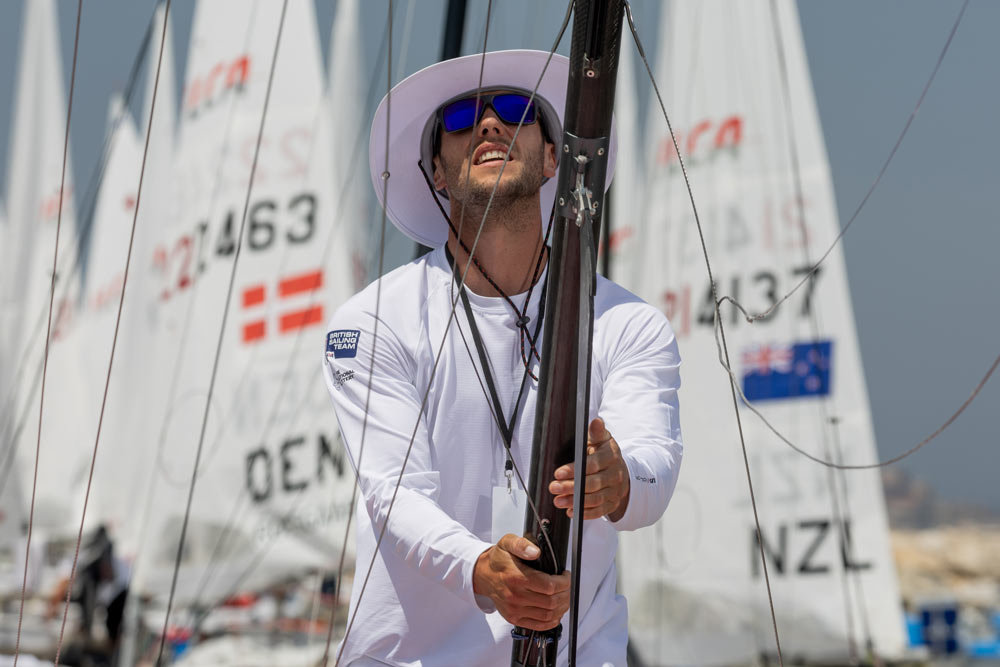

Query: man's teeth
left=475, top=149, right=509, bottom=165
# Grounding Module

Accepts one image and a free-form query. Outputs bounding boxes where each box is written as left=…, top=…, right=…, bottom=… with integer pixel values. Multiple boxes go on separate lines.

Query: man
left=323, top=50, right=682, bottom=666
left=47, top=525, right=130, bottom=663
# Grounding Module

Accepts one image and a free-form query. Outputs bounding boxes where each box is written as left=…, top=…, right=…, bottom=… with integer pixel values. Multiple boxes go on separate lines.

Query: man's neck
left=446, top=197, right=548, bottom=298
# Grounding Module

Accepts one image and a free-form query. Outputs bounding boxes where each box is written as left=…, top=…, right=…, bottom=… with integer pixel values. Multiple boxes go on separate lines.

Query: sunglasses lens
left=441, top=97, right=481, bottom=132
left=440, top=94, right=538, bottom=133
left=492, top=94, right=535, bottom=125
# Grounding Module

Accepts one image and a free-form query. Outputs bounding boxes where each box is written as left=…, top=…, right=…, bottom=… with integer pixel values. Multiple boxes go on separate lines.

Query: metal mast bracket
left=556, top=132, right=609, bottom=226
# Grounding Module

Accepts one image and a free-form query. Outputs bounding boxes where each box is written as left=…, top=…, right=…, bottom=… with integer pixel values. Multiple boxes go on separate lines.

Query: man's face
left=432, top=90, right=557, bottom=212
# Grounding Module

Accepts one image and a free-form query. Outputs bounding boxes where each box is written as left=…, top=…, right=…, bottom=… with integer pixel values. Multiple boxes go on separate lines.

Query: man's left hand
left=549, top=417, right=630, bottom=522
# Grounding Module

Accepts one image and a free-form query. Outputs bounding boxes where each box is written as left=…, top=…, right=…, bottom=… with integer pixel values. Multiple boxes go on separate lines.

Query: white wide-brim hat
left=368, top=49, right=618, bottom=248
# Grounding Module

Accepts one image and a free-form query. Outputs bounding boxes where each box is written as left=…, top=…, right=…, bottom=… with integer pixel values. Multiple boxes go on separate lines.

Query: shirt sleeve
left=322, top=303, right=492, bottom=610
left=596, top=302, right=683, bottom=532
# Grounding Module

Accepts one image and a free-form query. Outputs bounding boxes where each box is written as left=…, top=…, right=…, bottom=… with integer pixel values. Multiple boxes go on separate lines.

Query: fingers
left=519, top=562, right=570, bottom=596
left=550, top=464, right=626, bottom=519
left=491, top=551, right=571, bottom=630
left=497, top=533, right=540, bottom=561
left=505, top=587, right=566, bottom=610
left=496, top=570, right=571, bottom=631
left=495, top=535, right=568, bottom=597
left=553, top=487, right=622, bottom=518
left=509, top=607, right=565, bottom=631
left=548, top=417, right=627, bottom=520
left=550, top=463, right=623, bottom=498
left=476, top=538, right=575, bottom=630
left=552, top=444, right=613, bottom=481
left=512, top=604, right=567, bottom=631
left=553, top=421, right=615, bottom=481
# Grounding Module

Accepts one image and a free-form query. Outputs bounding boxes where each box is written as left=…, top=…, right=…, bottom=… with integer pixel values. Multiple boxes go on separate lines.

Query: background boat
left=0, top=1, right=997, bottom=665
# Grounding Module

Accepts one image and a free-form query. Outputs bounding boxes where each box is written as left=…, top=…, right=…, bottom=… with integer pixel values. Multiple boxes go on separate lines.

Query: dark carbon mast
left=512, top=2, right=625, bottom=665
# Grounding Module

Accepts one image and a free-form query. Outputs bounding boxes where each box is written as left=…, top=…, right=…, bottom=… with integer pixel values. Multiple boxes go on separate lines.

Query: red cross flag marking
left=240, top=269, right=325, bottom=344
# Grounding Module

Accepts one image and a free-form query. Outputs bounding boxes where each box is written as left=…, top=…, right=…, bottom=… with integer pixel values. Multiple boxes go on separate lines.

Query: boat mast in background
left=441, top=0, right=470, bottom=62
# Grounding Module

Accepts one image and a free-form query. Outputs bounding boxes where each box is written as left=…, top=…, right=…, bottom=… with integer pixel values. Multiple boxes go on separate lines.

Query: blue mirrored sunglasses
left=439, top=93, right=537, bottom=133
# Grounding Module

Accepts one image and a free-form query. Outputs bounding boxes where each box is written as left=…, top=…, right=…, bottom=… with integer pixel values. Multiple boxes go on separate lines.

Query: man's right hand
left=472, top=534, right=571, bottom=631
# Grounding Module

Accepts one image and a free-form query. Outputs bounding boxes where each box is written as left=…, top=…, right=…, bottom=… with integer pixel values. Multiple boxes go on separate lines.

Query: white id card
left=492, top=486, right=528, bottom=544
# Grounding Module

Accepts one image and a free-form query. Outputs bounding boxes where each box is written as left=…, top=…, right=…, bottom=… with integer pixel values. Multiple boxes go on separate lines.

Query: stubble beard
left=442, top=145, right=545, bottom=231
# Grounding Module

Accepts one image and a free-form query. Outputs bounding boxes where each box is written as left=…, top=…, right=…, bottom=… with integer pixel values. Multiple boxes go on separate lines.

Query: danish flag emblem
left=241, top=269, right=324, bottom=344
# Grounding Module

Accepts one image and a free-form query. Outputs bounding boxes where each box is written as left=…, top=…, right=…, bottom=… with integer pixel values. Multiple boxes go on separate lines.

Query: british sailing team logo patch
left=327, top=329, right=360, bottom=359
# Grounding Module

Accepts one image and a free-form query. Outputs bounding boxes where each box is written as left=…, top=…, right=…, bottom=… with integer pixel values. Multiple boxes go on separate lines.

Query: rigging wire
left=35, top=0, right=969, bottom=660
left=153, top=2, right=291, bottom=664
left=829, top=417, right=882, bottom=666
left=13, top=2, right=82, bottom=664
left=85, top=1, right=988, bottom=664
left=325, top=0, right=397, bottom=658
left=169, top=5, right=502, bottom=639
left=179, top=15, right=394, bottom=621
left=120, top=6, right=275, bottom=636
left=647, top=0, right=989, bottom=473
left=437, top=0, right=575, bottom=575
left=621, top=3, right=786, bottom=665
left=767, top=1, right=863, bottom=657
left=332, top=1, right=576, bottom=662
left=0, top=17, right=155, bottom=502
left=49, top=1, right=173, bottom=663
left=158, top=0, right=396, bottom=657
left=823, top=438, right=860, bottom=663
left=713, top=321, right=1000, bottom=470
left=724, top=0, right=971, bottom=325
left=324, top=15, right=393, bottom=652
left=151, top=0, right=392, bottom=651
left=115, top=5, right=328, bottom=649
left=3, top=0, right=974, bottom=663
left=145, top=0, right=267, bottom=492
left=625, top=0, right=981, bottom=662
left=118, top=6, right=285, bottom=652
left=443, top=216, right=552, bottom=549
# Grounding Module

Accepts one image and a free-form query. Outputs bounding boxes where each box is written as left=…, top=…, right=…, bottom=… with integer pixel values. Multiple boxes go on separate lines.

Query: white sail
left=83, top=1, right=180, bottom=563
left=608, top=29, right=642, bottom=280
left=132, top=0, right=355, bottom=605
left=79, top=95, right=141, bottom=381
left=0, top=0, right=69, bottom=382
left=328, top=0, right=371, bottom=292
left=0, top=201, right=5, bottom=402
left=0, top=0, right=83, bottom=381
left=0, top=199, right=6, bottom=393
left=0, top=0, right=94, bottom=542
left=617, top=2, right=906, bottom=664
left=76, top=96, right=147, bottom=546
left=0, top=199, right=28, bottom=595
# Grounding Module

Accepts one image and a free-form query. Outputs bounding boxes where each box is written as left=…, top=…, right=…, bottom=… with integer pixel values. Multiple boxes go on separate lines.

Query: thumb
left=499, top=533, right=541, bottom=561
left=588, top=417, right=610, bottom=445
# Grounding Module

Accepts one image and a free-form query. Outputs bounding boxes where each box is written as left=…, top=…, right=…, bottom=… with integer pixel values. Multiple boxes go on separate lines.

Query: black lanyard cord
left=446, top=245, right=547, bottom=459
left=420, top=158, right=551, bottom=380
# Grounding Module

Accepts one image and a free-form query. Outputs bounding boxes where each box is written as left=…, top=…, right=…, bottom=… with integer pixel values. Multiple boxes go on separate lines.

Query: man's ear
left=543, top=141, right=558, bottom=179
left=432, top=155, right=447, bottom=191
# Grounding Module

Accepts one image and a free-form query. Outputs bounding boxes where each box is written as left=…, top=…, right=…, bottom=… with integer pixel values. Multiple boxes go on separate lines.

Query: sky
left=0, top=0, right=996, bottom=514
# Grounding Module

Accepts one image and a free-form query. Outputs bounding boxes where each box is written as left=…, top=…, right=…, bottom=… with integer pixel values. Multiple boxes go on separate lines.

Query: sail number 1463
left=154, top=192, right=316, bottom=302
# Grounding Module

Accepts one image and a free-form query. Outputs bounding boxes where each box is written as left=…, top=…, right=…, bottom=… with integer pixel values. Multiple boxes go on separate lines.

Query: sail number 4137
left=662, top=265, right=823, bottom=338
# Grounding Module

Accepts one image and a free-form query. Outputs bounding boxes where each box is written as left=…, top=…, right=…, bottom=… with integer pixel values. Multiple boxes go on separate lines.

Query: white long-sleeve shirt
left=322, top=247, right=682, bottom=667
